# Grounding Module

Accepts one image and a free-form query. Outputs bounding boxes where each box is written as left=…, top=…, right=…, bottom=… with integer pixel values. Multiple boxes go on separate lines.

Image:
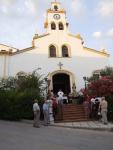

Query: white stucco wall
left=0, top=56, right=4, bottom=77
left=8, top=50, right=109, bottom=91
left=0, top=31, right=109, bottom=91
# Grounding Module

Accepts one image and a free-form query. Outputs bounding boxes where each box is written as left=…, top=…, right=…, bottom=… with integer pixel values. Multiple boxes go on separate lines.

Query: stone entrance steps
left=55, top=104, right=89, bottom=122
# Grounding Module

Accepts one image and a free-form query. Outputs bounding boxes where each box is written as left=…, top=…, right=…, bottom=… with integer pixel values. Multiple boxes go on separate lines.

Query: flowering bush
left=87, top=76, right=113, bottom=97
left=81, top=66, right=113, bottom=121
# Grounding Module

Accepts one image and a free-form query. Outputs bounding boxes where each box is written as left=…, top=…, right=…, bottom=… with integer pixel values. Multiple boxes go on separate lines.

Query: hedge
left=0, top=89, right=43, bottom=120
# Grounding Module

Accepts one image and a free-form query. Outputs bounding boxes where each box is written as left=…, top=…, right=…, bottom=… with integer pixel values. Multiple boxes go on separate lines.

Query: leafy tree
left=0, top=71, right=45, bottom=120
left=100, top=66, right=113, bottom=77
left=16, top=72, right=44, bottom=93
left=87, top=67, right=113, bottom=83
left=0, top=77, right=17, bottom=90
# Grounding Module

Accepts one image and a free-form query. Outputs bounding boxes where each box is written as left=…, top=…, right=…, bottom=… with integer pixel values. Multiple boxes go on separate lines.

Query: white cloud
left=107, top=28, right=113, bottom=38
left=96, top=0, right=113, bottom=18
left=0, top=0, right=15, bottom=15
left=71, top=0, right=87, bottom=18
left=0, top=0, right=39, bottom=17
left=92, top=28, right=113, bottom=39
left=0, top=5, right=8, bottom=14
left=24, top=0, right=38, bottom=15
left=92, top=32, right=102, bottom=38
left=0, top=0, right=15, bottom=6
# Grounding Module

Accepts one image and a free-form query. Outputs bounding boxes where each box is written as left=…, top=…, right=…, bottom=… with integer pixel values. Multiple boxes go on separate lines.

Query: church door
left=52, top=73, right=70, bottom=95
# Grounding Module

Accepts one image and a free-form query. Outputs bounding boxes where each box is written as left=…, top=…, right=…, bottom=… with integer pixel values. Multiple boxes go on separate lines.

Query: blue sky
left=0, top=0, right=113, bottom=66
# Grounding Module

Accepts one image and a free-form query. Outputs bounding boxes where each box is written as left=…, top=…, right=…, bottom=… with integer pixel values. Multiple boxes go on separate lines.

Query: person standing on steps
left=83, top=100, right=90, bottom=120
left=57, top=89, right=64, bottom=105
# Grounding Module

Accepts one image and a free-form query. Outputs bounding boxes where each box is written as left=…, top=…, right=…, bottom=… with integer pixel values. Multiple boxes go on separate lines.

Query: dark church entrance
left=52, top=73, right=70, bottom=95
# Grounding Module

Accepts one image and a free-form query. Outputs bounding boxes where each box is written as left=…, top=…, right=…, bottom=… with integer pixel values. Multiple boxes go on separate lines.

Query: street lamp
left=44, top=77, right=51, bottom=97
left=83, top=76, right=88, bottom=90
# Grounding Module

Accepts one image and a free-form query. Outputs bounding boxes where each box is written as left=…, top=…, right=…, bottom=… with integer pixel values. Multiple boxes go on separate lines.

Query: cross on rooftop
left=58, top=62, right=63, bottom=69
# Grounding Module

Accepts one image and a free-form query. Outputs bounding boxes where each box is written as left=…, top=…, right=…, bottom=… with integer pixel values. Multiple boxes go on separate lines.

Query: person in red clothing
left=83, top=100, right=90, bottom=119
left=52, top=97, right=58, bottom=120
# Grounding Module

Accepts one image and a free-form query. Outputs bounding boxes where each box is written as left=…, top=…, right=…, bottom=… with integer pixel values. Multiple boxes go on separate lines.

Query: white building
left=0, top=1, right=110, bottom=94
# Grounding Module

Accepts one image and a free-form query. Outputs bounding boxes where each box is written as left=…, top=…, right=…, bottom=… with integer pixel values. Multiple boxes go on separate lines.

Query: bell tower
left=44, top=1, right=69, bottom=33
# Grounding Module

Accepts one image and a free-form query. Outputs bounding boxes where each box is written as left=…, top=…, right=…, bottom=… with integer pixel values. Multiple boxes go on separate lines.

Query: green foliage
left=19, top=89, right=43, bottom=119
left=87, top=67, right=113, bottom=83
left=100, top=66, right=113, bottom=77
left=17, top=73, right=44, bottom=91
left=0, top=90, right=22, bottom=120
left=88, top=74, right=99, bottom=82
left=0, top=76, right=17, bottom=90
left=0, top=71, right=45, bottom=120
left=107, top=96, right=113, bottom=121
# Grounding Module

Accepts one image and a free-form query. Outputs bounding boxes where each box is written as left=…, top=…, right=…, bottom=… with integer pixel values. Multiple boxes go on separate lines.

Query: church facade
left=0, top=1, right=110, bottom=94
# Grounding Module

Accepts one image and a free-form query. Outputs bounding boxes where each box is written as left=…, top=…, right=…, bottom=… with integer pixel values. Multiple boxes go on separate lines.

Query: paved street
left=0, top=120, right=113, bottom=150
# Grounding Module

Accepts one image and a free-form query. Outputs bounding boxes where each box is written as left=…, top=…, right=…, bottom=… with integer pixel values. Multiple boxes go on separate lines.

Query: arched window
left=51, top=22, right=56, bottom=30
left=54, top=5, right=58, bottom=11
left=49, top=45, right=56, bottom=57
left=62, top=45, right=69, bottom=57
left=59, top=22, right=64, bottom=30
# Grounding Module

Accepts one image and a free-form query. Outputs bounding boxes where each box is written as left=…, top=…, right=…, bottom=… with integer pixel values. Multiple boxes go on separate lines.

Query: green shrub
left=18, top=89, right=43, bottom=120
left=0, top=72, right=45, bottom=121
left=0, top=89, right=43, bottom=120
left=106, top=96, right=113, bottom=121
left=0, top=90, right=22, bottom=120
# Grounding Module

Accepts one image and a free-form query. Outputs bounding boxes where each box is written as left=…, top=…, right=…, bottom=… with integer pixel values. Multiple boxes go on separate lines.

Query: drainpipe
left=3, top=54, right=7, bottom=78
left=3, top=50, right=10, bottom=79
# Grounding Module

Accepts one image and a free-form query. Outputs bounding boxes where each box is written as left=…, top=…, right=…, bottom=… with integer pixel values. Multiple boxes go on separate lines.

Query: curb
left=50, top=124, right=113, bottom=132
left=21, top=120, right=113, bottom=132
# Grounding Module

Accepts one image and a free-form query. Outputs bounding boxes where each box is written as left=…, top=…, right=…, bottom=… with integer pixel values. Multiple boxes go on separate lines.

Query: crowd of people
left=33, top=89, right=108, bottom=128
left=33, top=90, right=59, bottom=128
left=33, top=89, right=72, bottom=128
left=83, top=96, right=108, bottom=124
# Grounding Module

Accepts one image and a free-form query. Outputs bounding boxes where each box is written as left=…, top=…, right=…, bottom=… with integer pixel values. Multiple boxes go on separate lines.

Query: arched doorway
left=52, top=73, right=70, bottom=94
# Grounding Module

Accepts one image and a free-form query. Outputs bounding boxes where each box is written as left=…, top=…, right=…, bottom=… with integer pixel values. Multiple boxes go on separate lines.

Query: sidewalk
left=52, top=121, right=113, bottom=131
left=22, top=120, right=113, bottom=132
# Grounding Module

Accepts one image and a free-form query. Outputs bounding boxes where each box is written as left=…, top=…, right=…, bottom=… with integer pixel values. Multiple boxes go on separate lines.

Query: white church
left=0, top=1, right=110, bottom=94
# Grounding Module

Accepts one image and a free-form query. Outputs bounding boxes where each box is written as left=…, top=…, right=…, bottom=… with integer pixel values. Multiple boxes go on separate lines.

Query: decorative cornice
left=0, top=46, right=36, bottom=56
left=83, top=47, right=110, bottom=57
left=33, top=33, right=50, bottom=40
left=11, top=47, right=34, bottom=55
left=47, top=9, right=66, bottom=14
left=75, top=34, right=83, bottom=40
left=33, top=34, right=39, bottom=40
left=51, top=2, right=61, bottom=5
left=0, top=43, right=17, bottom=51
left=68, top=33, right=83, bottom=40
left=0, top=50, right=13, bottom=55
